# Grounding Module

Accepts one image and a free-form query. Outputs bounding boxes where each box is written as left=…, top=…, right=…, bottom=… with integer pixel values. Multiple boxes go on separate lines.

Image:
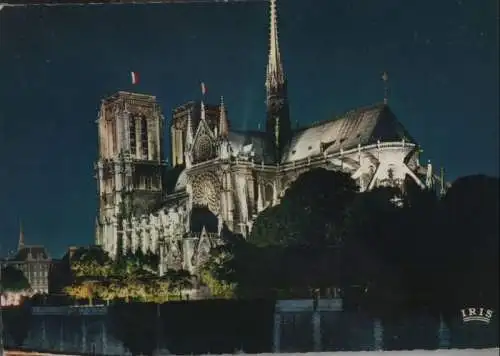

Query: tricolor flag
left=201, top=82, right=206, bottom=96
left=131, top=71, right=139, bottom=85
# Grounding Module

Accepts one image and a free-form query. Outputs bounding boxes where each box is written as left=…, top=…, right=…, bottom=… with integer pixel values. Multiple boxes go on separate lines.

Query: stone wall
left=3, top=306, right=129, bottom=356
left=2, top=300, right=275, bottom=355
left=273, top=299, right=499, bottom=353
left=2, top=300, right=498, bottom=355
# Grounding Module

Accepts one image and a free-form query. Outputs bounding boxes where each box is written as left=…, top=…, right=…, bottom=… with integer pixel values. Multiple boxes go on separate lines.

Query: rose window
left=192, top=173, right=220, bottom=213
left=194, top=135, right=213, bottom=162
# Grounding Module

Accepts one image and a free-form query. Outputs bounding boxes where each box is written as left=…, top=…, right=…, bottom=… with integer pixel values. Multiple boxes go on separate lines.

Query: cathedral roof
left=174, top=169, right=188, bottom=192
left=10, top=245, right=50, bottom=262
left=227, top=130, right=275, bottom=164
left=281, top=103, right=416, bottom=163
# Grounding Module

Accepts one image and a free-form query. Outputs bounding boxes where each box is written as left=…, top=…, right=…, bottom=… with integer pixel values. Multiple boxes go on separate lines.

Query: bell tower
left=95, top=91, right=167, bottom=257
left=265, top=0, right=291, bottom=161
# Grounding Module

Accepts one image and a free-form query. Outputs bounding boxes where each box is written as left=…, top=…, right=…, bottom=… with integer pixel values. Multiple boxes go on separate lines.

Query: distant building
left=1, top=224, right=51, bottom=294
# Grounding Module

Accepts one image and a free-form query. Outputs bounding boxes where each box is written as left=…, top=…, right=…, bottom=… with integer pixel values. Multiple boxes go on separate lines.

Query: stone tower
left=265, top=0, right=291, bottom=161
left=95, top=91, right=167, bottom=257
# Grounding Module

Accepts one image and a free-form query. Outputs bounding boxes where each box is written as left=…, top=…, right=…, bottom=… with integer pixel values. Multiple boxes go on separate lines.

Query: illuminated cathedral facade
left=95, top=0, right=442, bottom=274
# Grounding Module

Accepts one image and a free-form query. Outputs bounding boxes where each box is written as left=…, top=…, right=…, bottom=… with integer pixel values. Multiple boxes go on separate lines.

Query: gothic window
left=141, top=117, right=149, bottom=158
left=145, top=177, right=152, bottom=190
left=264, top=183, right=274, bottom=208
left=133, top=175, right=140, bottom=189
left=129, top=117, right=136, bottom=155
left=111, top=119, right=117, bottom=155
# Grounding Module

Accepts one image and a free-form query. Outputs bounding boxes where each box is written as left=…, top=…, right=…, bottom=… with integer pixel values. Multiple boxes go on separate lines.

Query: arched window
left=129, top=116, right=136, bottom=155
left=141, top=117, right=149, bottom=158
left=111, top=119, right=117, bottom=155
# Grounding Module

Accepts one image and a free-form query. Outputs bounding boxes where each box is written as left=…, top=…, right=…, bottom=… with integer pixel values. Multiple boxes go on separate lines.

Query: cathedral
left=94, top=0, right=441, bottom=274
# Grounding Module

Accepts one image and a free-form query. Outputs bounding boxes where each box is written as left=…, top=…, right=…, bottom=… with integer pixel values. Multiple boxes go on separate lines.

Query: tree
left=245, top=169, right=358, bottom=297
left=437, top=175, right=499, bottom=308
left=165, top=269, right=193, bottom=300
left=96, top=278, right=120, bottom=305
left=63, top=246, right=113, bottom=305
left=199, top=270, right=235, bottom=298
left=65, top=247, right=173, bottom=304
left=341, top=181, right=447, bottom=312
left=64, top=278, right=97, bottom=305
left=147, top=276, right=170, bottom=303
left=199, top=247, right=237, bottom=298
left=70, top=245, right=112, bottom=278
left=341, top=186, right=408, bottom=309
left=2, top=303, right=32, bottom=347
left=110, top=276, right=145, bottom=303
left=247, top=205, right=286, bottom=247
left=1, top=265, right=30, bottom=292
left=250, top=168, right=358, bottom=247
left=398, top=180, right=442, bottom=309
left=200, top=235, right=281, bottom=298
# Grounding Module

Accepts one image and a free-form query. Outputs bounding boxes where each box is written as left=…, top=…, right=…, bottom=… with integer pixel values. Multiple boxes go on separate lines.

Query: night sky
left=0, top=0, right=497, bottom=257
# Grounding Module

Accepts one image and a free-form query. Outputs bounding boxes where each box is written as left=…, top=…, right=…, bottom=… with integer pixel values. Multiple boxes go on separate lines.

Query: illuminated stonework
left=194, top=135, right=214, bottom=163
left=191, top=172, right=220, bottom=214
left=95, top=0, right=445, bottom=275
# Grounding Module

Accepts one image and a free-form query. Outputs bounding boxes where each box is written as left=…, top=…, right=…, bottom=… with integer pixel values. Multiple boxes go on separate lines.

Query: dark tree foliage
left=1, top=265, right=30, bottom=291
left=250, top=168, right=358, bottom=247
left=398, top=181, right=442, bottom=310
left=241, top=169, right=358, bottom=297
left=224, top=171, right=499, bottom=313
left=342, top=186, right=408, bottom=310
left=2, top=304, right=33, bottom=347
left=342, top=175, right=499, bottom=315
left=437, top=175, right=499, bottom=309
left=70, top=245, right=111, bottom=266
left=247, top=205, right=285, bottom=247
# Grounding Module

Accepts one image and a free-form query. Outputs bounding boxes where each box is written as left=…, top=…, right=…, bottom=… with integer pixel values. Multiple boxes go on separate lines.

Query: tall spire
left=18, top=220, right=25, bottom=251
left=266, top=0, right=285, bottom=92
left=264, top=0, right=291, bottom=162
left=219, top=96, right=229, bottom=138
